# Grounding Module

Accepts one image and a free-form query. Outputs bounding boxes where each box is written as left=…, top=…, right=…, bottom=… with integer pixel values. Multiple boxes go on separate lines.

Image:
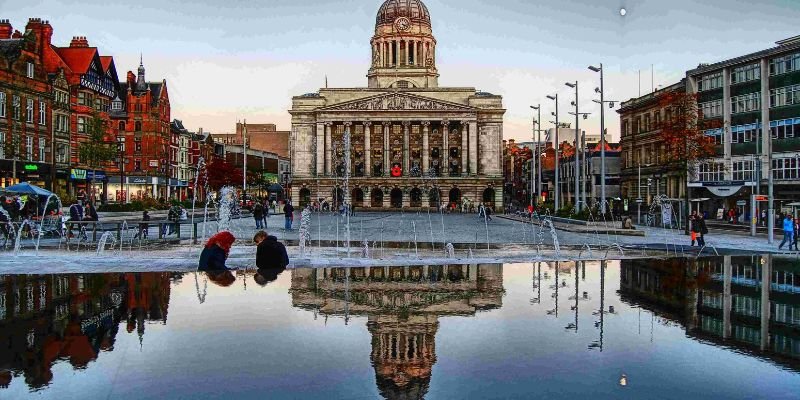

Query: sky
left=2, top=0, right=799, bottom=142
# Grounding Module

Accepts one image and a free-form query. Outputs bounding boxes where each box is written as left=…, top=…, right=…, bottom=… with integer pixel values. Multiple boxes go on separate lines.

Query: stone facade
left=289, top=0, right=505, bottom=211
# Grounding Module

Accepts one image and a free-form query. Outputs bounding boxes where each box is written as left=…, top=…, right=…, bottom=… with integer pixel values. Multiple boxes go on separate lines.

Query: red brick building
left=212, top=122, right=290, bottom=158
left=0, top=19, right=55, bottom=189
left=110, top=59, right=171, bottom=201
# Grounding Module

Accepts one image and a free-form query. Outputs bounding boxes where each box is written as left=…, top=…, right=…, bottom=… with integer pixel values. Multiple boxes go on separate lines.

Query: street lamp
left=530, top=105, right=542, bottom=207
left=589, top=64, right=608, bottom=213
left=546, top=94, right=560, bottom=210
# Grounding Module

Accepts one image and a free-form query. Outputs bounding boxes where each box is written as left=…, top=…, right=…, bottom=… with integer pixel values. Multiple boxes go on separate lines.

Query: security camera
left=571, top=101, right=576, bottom=106
left=609, top=102, right=615, bottom=108
left=583, top=114, right=588, bottom=120
left=595, top=87, right=600, bottom=93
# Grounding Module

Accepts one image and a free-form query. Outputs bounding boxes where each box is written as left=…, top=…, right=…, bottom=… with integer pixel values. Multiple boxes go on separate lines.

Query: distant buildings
left=212, top=122, right=290, bottom=158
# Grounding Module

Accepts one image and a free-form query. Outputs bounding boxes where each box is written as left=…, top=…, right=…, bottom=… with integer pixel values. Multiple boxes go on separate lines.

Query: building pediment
left=318, top=92, right=476, bottom=112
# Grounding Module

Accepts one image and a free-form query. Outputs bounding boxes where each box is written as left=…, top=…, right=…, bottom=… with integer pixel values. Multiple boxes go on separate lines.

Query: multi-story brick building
left=0, top=19, right=55, bottom=190
left=110, top=59, right=171, bottom=201
left=212, top=122, right=290, bottom=158
left=618, top=80, right=688, bottom=210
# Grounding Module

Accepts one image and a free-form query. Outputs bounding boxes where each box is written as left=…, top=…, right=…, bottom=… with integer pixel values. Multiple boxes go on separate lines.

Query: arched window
left=299, top=188, right=311, bottom=207
left=410, top=187, right=422, bottom=207
left=352, top=188, right=364, bottom=207
left=371, top=188, right=384, bottom=208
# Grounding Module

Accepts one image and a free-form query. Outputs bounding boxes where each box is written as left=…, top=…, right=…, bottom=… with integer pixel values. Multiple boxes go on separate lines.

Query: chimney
left=69, top=36, right=89, bottom=47
left=24, top=18, right=47, bottom=52
left=0, top=19, right=11, bottom=39
left=11, top=29, right=22, bottom=39
left=127, top=71, right=136, bottom=88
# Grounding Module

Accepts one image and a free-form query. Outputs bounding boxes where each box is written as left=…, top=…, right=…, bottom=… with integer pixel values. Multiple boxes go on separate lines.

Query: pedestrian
left=284, top=201, right=294, bottom=231
left=198, top=231, right=236, bottom=271
left=791, top=217, right=800, bottom=251
left=485, top=205, right=493, bottom=221
left=696, top=215, right=708, bottom=247
left=67, top=200, right=83, bottom=239
left=779, top=215, right=794, bottom=250
left=253, top=201, right=264, bottom=229
left=166, top=201, right=181, bottom=235
left=262, top=199, right=270, bottom=228
left=253, top=230, right=290, bottom=270
left=83, top=202, right=99, bottom=221
left=761, top=209, right=767, bottom=227
left=134, top=210, right=150, bottom=240
left=690, top=215, right=699, bottom=246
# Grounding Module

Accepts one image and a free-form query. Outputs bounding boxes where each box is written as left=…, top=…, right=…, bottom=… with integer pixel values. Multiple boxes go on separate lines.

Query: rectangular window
left=39, top=137, right=46, bottom=161
left=26, top=99, right=34, bottom=123
left=730, top=92, right=760, bottom=114
left=730, top=63, right=760, bottom=84
left=0, top=131, right=4, bottom=159
left=26, top=62, right=34, bottom=78
left=77, top=92, right=91, bottom=106
left=77, top=116, right=86, bottom=133
left=704, top=128, right=724, bottom=145
left=770, top=118, right=797, bottom=140
left=26, top=136, right=33, bottom=160
left=772, top=157, right=799, bottom=180
left=769, top=52, right=800, bottom=76
left=695, top=162, right=725, bottom=182
left=38, top=101, right=46, bottom=125
left=56, top=143, right=68, bottom=164
left=698, top=72, right=723, bottom=92
left=732, top=159, right=754, bottom=181
left=12, top=95, right=20, bottom=120
left=769, top=84, right=800, bottom=108
left=699, top=99, right=723, bottom=118
left=0, top=92, right=5, bottom=117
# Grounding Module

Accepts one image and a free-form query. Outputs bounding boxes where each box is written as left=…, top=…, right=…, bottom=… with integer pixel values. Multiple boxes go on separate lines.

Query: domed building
left=289, top=0, right=505, bottom=211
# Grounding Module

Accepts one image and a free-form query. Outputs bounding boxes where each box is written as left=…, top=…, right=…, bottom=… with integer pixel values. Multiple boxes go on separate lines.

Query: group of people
left=198, top=229, right=290, bottom=287
left=778, top=215, right=800, bottom=251
left=67, top=199, right=99, bottom=239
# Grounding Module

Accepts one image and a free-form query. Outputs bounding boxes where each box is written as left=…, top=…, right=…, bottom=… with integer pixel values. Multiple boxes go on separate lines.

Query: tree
left=656, top=90, right=719, bottom=232
left=2, top=128, right=23, bottom=182
left=78, top=111, right=116, bottom=203
left=205, top=158, right=243, bottom=191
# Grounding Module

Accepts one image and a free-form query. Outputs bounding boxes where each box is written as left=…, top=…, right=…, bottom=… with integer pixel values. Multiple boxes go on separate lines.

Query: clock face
left=395, top=17, right=411, bottom=32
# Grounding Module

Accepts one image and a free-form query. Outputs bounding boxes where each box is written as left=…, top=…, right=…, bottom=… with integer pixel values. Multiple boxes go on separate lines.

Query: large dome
left=376, top=0, right=431, bottom=28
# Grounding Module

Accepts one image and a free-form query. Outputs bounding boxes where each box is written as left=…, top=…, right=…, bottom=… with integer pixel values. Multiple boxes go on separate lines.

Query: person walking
left=283, top=201, right=294, bottom=231
left=134, top=210, right=150, bottom=240
left=696, top=215, right=708, bottom=247
left=485, top=205, right=493, bottom=222
left=791, top=217, right=799, bottom=251
left=253, top=202, right=264, bottom=229
left=778, top=215, right=794, bottom=250
left=262, top=199, right=270, bottom=228
left=690, top=215, right=699, bottom=246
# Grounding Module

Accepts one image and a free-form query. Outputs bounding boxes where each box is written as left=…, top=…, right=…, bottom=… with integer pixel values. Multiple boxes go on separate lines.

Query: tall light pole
left=546, top=94, right=560, bottom=210
left=589, top=64, right=606, bottom=213
left=242, top=119, right=248, bottom=193
left=530, top=105, right=542, bottom=207
left=565, top=82, right=581, bottom=211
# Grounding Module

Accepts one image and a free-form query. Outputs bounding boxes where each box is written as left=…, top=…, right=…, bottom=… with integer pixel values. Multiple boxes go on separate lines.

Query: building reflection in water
left=290, top=264, right=504, bottom=399
left=0, top=272, right=174, bottom=389
left=619, top=255, right=800, bottom=370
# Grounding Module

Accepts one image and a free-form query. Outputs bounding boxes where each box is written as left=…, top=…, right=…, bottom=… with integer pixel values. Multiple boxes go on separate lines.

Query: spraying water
left=445, top=243, right=455, bottom=259
left=298, top=207, right=312, bottom=256
left=96, top=231, right=117, bottom=256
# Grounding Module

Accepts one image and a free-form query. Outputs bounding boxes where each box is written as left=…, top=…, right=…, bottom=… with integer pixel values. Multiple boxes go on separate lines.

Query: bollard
left=193, top=222, right=198, bottom=244
left=158, top=222, right=164, bottom=239
left=176, top=222, right=181, bottom=239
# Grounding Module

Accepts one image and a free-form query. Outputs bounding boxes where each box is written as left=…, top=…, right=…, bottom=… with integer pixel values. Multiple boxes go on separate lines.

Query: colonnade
left=372, top=37, right=435, bottom=68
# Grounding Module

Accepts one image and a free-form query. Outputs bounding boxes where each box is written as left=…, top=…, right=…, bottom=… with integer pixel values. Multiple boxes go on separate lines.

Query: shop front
left=106, top=176, right=165, bottom=202
left=0, top=160, right=52, bottom=190
left=70, top=168, right=108, bottom=204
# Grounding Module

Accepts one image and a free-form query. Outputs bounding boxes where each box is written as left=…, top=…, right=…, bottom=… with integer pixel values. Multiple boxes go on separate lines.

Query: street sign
left=635, top=198, right=643, bottom=203
left=736, top=200, right=746, bottom=206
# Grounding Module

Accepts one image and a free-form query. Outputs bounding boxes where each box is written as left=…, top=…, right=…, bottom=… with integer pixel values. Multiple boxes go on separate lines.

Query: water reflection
left=0, top=272, right=175, bottom=389
left=619, top=255, right=800, bottom=370
left=289, top=265, right=504, bottom=399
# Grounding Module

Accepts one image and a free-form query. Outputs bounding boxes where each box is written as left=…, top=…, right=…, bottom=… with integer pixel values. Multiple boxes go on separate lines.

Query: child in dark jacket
left=199, top=231, right=236, bottom=271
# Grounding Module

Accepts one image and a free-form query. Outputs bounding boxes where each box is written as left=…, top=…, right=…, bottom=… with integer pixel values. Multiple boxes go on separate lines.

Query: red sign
left=754, top=195, right=768, bottom=201
left=391, top=163, right=402, bottom=177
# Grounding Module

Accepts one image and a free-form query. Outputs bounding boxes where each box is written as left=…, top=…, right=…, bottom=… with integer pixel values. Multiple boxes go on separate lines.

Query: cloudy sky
left=2, top=0, right=798, bottom=141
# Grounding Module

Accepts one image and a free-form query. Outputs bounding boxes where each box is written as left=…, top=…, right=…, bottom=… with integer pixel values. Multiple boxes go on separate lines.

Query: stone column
left=405, top=40, right=410, bottom=66
left=383, top=187, right=391, bottom=208
left=325, top=123, right=333, bottom=176
left=442, top=120, right=449, bottom=175
left=343, top=122, right=353, bottom=182
left=411, top=41, right=416, bottom=65
left=469, top=120, right=478, bottom=176
left=316, top=122, right=325, bottom=176
left=390, top=41, right=395, bottom=66
left=461, top=122, right=468, bottom=176
left=402, top=122, right=410, bottom=175
left=422, top=122, right=430, bottom=176
left=383, top=123, right=390, bottom=177
left=364, top=122, right=372, bottom=178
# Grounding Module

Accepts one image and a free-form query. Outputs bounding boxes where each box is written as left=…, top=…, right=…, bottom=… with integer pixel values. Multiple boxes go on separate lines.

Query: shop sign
left=88, top=170, right=106, bottom=180
left=149, top=160, right=159, bottom=167
left=754, top=195, right=769, bottom=201
left=736, top=200, right=747, bottom=206
left=262, top=173, right=279, bottom=183
left=128, top=177, right=148, bottom=184
left=70, top=168, right=87, bottom=180
left=23, top=164, right=38, bottom=171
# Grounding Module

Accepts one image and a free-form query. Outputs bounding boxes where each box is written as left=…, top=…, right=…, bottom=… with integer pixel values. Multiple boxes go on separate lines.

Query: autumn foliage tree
left=205, top=157, right=243, bottom=191
left=656, top=90, right=720, bottom=232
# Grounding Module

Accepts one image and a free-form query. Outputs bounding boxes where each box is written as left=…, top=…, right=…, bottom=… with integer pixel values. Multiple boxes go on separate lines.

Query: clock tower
left=368, top=0, right=439, bottom=88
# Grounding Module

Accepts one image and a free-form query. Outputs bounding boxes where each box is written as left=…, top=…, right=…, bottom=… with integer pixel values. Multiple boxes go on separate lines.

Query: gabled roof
left=53, top=47, right=98, bottom=74
left=99, top=56, right=113, bottom=71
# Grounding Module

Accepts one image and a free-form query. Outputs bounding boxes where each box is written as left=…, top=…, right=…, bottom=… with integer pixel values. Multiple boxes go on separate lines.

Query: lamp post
left=530, top=105, right=542, bottom=207
left=546, top=94, right=560, bottom=210
left=589, top=64, right=609, bottom=213
left=566, top=82, right=592, bottom=211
